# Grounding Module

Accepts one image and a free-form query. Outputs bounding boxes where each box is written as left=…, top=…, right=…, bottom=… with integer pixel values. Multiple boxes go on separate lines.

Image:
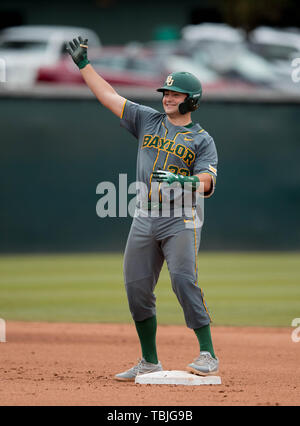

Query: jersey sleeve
left=120, top=99, right=160, bottom=139
left=193, top=134, right=218, bottom=198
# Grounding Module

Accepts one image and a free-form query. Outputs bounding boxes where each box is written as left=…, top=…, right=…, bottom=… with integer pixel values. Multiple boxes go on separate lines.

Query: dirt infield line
left=0, top=321, right=299, bottom=406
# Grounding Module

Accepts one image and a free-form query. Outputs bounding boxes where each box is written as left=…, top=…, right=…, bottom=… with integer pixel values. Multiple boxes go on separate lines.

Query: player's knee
left=125, top=279, right=156, bottom=321
left=170, top=272, right=211, bottom=328
left=170, top=272, right=195, bottom=294
left=170, top=272, right=204, bottom=307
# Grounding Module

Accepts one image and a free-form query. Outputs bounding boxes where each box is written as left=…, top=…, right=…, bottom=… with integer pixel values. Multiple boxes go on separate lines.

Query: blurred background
left=0, top=0, right=299, bottom=326
left=0, top=0, right=300, bottom=253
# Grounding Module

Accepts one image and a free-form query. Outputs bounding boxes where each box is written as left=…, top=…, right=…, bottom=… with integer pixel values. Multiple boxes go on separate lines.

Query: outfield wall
left=1, top=97, right=300, bottom=252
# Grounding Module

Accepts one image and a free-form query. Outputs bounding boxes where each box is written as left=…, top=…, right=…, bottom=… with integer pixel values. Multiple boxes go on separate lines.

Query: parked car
left=145, top=38, right=224, bottom=87
left=180, top=23, right=279, bottom=86
left=0, top=25, right=101, bottom=87
left=249, top=26, right=300, bottom=76
left=36, top=45, right=166, bottom=88
left=181, top=22, right=246, bottom=43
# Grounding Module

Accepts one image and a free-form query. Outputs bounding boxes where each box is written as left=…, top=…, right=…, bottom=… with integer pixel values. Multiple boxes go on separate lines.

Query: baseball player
left=67, top=37, right=219, bottom=380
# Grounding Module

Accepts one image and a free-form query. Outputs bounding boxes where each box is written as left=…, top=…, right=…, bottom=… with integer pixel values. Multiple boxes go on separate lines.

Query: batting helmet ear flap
left=178, top=93, right=201, bottom=115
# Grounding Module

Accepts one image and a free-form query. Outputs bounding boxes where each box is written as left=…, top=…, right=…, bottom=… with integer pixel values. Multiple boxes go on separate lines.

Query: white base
left=135, top=370, right=221, bottom=386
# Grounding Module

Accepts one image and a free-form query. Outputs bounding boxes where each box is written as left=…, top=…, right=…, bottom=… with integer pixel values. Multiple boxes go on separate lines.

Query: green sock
left=134, top=316, right=158, bottom=364
left=194, top=324, right=216, bottom=359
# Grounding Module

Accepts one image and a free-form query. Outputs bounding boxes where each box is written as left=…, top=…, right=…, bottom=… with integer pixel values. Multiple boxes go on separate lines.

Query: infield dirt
left=0, top=321, right=299, bottom=406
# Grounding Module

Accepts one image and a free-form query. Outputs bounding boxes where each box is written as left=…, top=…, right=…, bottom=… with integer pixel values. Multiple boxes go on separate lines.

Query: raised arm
left=66, top=36, right=126, bottom=118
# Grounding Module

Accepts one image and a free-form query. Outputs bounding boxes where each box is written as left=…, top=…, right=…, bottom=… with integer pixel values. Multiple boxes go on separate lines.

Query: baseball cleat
left=187, top=351, right=219, bottom=376
left=114, top=358, right=163, bottom=381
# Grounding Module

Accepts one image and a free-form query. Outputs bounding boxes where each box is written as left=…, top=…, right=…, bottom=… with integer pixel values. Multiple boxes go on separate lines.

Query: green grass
left=0, top=252, right=299, bottom=326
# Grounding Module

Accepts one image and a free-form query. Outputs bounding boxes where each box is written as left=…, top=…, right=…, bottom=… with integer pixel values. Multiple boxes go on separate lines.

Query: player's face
left=162, top=90, right=188, bottom=116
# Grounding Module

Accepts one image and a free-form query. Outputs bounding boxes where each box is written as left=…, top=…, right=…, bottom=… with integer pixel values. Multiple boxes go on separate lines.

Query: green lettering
left=142, top=135, right=152, bottom=147
left=165, top=140, right=175, bottom=153
left=183, top=149, right=195, bottom=166
left=174, top=144, right=186, bottom=157
left=160, top=138, right=170, bottom=149
left=148, top=136, right=160, bottom=148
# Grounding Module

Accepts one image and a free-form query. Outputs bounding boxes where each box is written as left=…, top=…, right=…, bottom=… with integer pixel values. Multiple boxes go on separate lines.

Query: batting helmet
left=157, top=71, right=202, bottom=114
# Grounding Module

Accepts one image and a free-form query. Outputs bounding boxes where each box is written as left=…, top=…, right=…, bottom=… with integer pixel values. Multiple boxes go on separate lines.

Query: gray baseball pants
left=123, top=211, right=211, bottom=329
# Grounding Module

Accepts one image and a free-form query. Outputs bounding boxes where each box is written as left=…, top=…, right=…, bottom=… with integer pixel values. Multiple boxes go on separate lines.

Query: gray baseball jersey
left=120, top=100, right=218, bottom=209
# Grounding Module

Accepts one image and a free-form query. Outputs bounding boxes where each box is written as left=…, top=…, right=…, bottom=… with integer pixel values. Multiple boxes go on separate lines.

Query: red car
left=36, top=46, right=166, bottom=88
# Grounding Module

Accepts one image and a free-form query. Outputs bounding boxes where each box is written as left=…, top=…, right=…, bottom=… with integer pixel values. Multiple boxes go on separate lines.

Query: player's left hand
left=152, top=170, right=179, bottom=185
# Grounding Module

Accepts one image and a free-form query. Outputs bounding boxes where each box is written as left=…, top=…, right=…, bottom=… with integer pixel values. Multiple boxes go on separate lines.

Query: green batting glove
left=66, top=36, right=90, bottom=69
left=152, top=170, right=179, bottom=185
left=152, top=170, right=200, bottom=191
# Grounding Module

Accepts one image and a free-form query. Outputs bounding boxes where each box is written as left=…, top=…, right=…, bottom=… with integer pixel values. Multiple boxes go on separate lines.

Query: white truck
left=0, top=25, right=101, bottom=87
